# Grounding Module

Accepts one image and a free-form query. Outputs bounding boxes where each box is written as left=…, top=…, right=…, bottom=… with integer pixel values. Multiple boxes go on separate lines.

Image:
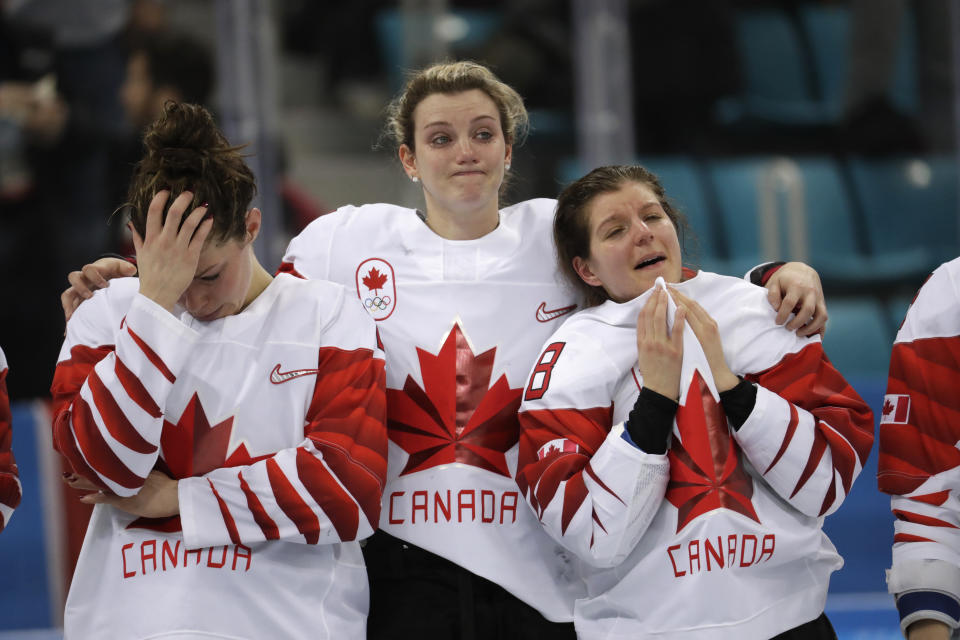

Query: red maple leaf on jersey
left=387, top=324, right=522, bottom=477
left=882, top=399, right=894, bottom=416
left=665, top=370, right=760, bottom=532
left=128, top=393, right=267, bottom=532
left=362, top=268, right=388, bottom=295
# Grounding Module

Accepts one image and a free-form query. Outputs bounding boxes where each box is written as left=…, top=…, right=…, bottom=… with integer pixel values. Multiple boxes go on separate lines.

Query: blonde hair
left=384, top=61, right=529, bottom=151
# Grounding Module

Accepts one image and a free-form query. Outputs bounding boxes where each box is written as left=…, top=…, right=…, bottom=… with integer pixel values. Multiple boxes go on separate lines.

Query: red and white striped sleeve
left=50, top=285, right=198, bottom=497
left=732, top=337, right=875, bottom=518
left=878, top=260, right=960, bottom=633
left=518, top=330, right=670, bottom=568
left=178, top=296, right=388, bottom=548
left=0, top=347, right=21, bottom=531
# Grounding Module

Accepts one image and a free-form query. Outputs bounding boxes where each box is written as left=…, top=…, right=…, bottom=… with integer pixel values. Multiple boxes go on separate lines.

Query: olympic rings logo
left=365, top=296, right=391, bottom=311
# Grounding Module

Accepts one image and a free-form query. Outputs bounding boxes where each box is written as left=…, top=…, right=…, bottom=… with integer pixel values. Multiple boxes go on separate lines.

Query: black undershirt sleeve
left=719, top=378, right=758, bottom=431
left=624, top=388, right=677, bottom=455
left=748, top=261, right=786, bottom=287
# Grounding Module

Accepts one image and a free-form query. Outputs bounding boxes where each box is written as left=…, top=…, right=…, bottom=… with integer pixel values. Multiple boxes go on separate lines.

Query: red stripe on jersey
left=765, top=404, right=799, bottom=474
left=238, top=470, right=280, bottom=540
left=306, top=349, right=387, bottom=477
left=0, top=368, right=15, bottom=501
left=893, top=508, right=959, bottom=529
left=591, top=510, right=608, bottom=534
left=51, top=411, right=108, bottom=490
left=126, top=325, right=176, bottom=383
left=51, top=345, right=116, bottom=417
left=87, top=372, right=158, bottom=455
left=747, top=343, right=873, bottom=504
left=817, top=478, right=838, bottom=517
left=878, top=423, right=960, bottom=495
left=0, top=472, right=21, bottom=512
left=894, top=533, right=935, bottom=544
left=880, top=337, right=960, bottom=494
left=820, top=423, right=859, bottom=494
left=276, top=262, right=305, bottom=279
left=70, top=396, right=145, bottom=489
left=517, top=406, right=611, bottom=517
left=266, top=458, right=320, bottom=544
left=311, top=439, right=381, bottom=533
left=791, top=434, right=827, bottom=499
left=533, top=454, right=590, bottom=519
left=584, top=463, right=624, bottom=504
left=296, top=448, right=359, bottom=541
left=561, top=474, right=589, bottom=535
left=114, top=357, right=162, bottom=418
left=910, top=490, right=951, bottom=506
left=207, top=478, right=241, bottom=545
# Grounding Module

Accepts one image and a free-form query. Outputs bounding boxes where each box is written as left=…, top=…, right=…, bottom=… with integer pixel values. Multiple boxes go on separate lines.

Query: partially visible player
left=518, top=165, right=874, bottom=638
left=51, top=102, right=387, bottom=639
left=0, top=346, right=21, bottom=532
left=58, top=62, right=830, bottom=639
left=878, top=257, right=960, bottom=640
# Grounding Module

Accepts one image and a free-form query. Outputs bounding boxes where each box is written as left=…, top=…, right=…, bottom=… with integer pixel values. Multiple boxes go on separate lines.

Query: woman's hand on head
left=668, top=288, right=739, bottom=393
left=636, top=288, right=685, bottom=401
left=66, top=469, right=180, bottom=518
left=763, top=261, right=827, bottom=337
left=134, top=191, right=212, bottom=313
left=61, top=257, right=138, bottom=322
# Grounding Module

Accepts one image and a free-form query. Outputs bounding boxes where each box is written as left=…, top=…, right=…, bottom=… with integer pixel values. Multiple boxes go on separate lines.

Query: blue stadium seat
left=704, top=157, right=768, bottom=275
left=798, top=4, right=850, bottom=122
left=707, top=155, right=934, bottom=285
left=717, top=9, right=825, bottom=125
left=821, top=297, right=894, bottom=378
left=848, top=155, right=958, bottom=271
left=798, top=3, right=918, bottom=120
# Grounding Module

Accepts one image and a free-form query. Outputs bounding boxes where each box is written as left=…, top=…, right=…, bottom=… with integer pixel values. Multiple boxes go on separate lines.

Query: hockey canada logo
left=356, top=258, right=397, bottom=321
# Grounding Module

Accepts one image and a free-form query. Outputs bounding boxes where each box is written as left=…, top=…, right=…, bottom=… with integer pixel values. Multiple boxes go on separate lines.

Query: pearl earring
left=411, top=176, right=419, bottom=183
left=505, top=164, right=511, bottom=171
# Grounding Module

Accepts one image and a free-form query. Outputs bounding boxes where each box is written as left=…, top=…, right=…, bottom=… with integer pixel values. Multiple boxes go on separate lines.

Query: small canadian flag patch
left=880, top=394, right=911, bottom=424
left=537, top=438, right=580, bottom=460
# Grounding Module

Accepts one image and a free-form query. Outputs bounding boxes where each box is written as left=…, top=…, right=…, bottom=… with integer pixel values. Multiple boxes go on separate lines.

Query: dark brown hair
left=383, top=60, right=529, bottom=152
left=125, top=102, right=256, bottom=243
left=554, top=165, right=694, bottom=307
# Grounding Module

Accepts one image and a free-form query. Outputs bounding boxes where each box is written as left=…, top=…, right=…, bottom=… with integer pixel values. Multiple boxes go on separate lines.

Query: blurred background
left=1, top=0, right=957, bottom=637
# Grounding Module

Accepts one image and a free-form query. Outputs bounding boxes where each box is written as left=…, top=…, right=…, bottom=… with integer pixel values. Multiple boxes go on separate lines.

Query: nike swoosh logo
left=535, top=302, right=577, bottom=323
left=270, top=364, right=321, bottom=384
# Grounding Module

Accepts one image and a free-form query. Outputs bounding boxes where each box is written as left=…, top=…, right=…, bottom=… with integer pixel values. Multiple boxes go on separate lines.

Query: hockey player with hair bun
left=0, top=346, right=21, bottom=532
left=61, top=63, right=831, bottom=638
left=51, top=102, right=387, bottom=639
left=878, top=257, right=960, bottom=640
left=518, top=165, right=874, bottom=639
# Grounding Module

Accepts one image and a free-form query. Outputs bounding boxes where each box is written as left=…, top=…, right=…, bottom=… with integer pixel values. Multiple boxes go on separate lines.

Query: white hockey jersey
left=518, top=272, right=874, bottom=639
left=51, top=274, right=387, bottom=640
left=280, top=200, right=586, bottom=621
left=878, top=257, right=960, bottom=636
left=0, top=347, right=21, bottom=531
